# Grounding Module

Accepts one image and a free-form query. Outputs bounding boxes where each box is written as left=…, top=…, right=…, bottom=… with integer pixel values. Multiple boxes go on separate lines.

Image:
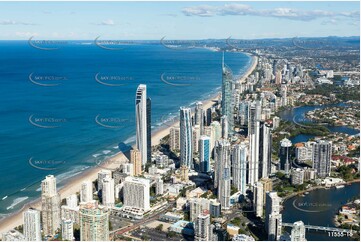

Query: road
left=110, top=201, right=175, bottom=239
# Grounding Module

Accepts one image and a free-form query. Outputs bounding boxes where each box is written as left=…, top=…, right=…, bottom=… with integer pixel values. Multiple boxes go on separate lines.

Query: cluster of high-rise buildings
left=167, top=55, right=337, bottom=241
left=3, top=55, right=340, bottom=242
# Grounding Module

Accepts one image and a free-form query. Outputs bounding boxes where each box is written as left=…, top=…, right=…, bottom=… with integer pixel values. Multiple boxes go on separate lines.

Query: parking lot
left=131, top=227, right=185, bottom=241
left=109, top=215, right=132, bottom=230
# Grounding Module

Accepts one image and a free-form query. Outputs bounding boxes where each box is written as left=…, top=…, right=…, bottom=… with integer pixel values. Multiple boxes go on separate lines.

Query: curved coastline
left=0, top=52, right=258, bottom=235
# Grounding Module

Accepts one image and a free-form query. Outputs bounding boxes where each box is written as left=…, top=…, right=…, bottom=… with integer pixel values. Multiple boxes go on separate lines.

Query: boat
left=336, top=185, right=345, bottom=189
left=2, top=196, right=8, bottom=200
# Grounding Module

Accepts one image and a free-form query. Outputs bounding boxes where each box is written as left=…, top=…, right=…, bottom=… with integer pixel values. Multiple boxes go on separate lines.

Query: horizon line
left=0, top=35, right=360, bottom=41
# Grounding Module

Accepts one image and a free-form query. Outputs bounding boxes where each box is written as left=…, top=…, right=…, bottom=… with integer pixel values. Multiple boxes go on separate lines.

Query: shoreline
left=281, top=179, right=360, bottom=203
left=0, top=53, right=258, bottom=235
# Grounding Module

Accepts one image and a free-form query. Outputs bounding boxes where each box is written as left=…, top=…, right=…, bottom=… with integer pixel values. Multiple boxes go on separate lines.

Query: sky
left=0, top=1, right=359, bottom=40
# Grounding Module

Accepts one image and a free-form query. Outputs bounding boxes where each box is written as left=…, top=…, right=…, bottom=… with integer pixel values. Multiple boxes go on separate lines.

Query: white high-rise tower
left=80, top=180, right=93, bottom=203
left=41, top=175, right=61, bottom=236
left=136, top=84, right=148, bottom=165
left=24, top=208, right=42, bottom=241
left=180, top=107, right=193, bottom=169
left=215, top=139, right=231, bottom=209
left=231, top=142, right=248, bottom=195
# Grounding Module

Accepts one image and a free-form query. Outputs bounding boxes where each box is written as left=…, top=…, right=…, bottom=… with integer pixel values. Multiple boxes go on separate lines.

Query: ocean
left=0, top=41, right=251, bottom=217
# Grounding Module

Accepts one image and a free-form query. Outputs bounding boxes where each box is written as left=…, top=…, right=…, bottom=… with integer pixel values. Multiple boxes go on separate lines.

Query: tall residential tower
left=136, top=84, right=149, bottom=166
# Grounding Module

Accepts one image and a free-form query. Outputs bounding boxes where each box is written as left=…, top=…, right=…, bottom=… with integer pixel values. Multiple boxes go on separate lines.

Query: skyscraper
left=195, top=101, right=204, bottom=134
left=41, top=175, right=61, bottom=236
left=97, top=170, right=111, bottom=191
left=281, top=84, right=288, bottom=106
left=123, top=176, right=150, bottom=211
left=265, top=192, right=282, bottom=241
left=146, top=97, right=152, bottom=163
left=210, top=121, right=222, bottom=153
left=136, top=84, right=148, bottom=166
left=180, top=107, right=193, bottom=169
left=24, top=208, right=41, bottom=241
left=253, top=181, right=264, bottom=218
left=312, top=140, right=332, bottom=178
left=231, top=142, right=248, bottom=195
left=291, top=221, right=306, bottom=241
left=194, top=212, right=211, bottom=241
left=130, top=149, right=142, bottom=176
left=215, top=139, right=231, bottom=209
left=272, top=59, right=278, bottom=77
left=80, top=180, right=93, bottom=203
left=279, top=138, right=292, bottom=174
left=259, top=121, right=272, bottom=179
left=220, top=115, right=228, bottom=139
left=221, top=54, right=234, bottom=134
left=192, top=125, right=201, bottom=154
left=238, top=100, right=249, bottom=127
left=102, top=177, right=115, bottom=208
left=199, top=135, right=211, bottom=173
left=79, top=202, right=109, bottom=241
left=248, top=101, right=261, bottom=185
left=169, top=127, right=180, bottom=151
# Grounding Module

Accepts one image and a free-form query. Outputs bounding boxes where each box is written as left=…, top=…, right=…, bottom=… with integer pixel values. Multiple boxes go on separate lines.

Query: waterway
left=278, top=103, right=360, bottom=144
left=282, top=182, right=360, bottom=241
left=278, top=103, right=360, bottom=240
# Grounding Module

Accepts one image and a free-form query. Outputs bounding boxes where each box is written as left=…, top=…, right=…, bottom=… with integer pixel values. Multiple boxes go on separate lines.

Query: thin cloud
left=159, top=13, right=178, bottom=17
left=15, top=32, right=38, bottom=37
left=0, top=20, right=37, bottom=25
left=92, top=19, right=116, bottom=26
left=321, top=18, right=339, bottom=25
left=182, top=4, right=360, bottom=22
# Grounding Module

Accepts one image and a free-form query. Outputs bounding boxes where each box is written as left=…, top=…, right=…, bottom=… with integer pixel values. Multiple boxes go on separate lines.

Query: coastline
left=0, top=53, right=258, bottom=235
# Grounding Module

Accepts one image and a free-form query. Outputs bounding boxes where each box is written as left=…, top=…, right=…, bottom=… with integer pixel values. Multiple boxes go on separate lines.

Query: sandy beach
left=0, top=54, right=258, bottom=235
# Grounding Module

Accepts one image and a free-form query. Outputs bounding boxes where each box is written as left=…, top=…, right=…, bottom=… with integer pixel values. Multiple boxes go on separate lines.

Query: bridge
left=282, top=223, right=353, bottom=234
